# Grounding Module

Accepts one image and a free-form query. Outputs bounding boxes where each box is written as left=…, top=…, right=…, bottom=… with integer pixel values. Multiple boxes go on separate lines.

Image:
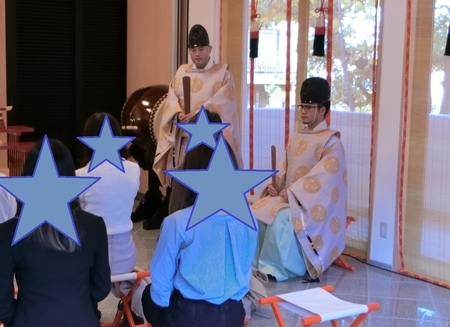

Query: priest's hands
left=279, top=189, right=288, bottom=203
left=267, top=185, right=278, bottom=197
left=177, top=112, right=197, bottom=123
left=268, top=185, right=288, bottom=203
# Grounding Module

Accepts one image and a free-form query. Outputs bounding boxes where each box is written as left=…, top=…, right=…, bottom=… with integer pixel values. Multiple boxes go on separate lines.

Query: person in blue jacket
left=0, top=138, right=111, bottom=327
left=141, top=139, right=257, bottom=327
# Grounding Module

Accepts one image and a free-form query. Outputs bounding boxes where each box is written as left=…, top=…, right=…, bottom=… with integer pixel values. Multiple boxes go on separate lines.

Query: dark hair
left=189, top=109, right=224, bottom=141
left=317, top=102, right=331, bottom=117
left=79, top=112, right=129, bottom=167
left=168, top=140, right=238, bottom=215
left=23, top=138, right=77, bottom=181
left=21, top=138, right=80, bottom=252
left=189, top=109, right=222, bottom=124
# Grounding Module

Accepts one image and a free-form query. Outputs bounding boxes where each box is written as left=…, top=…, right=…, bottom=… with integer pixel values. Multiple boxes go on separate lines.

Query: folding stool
left=101, top=270, right=151, bottom=327
left=259, top=285, right=380, bottom=327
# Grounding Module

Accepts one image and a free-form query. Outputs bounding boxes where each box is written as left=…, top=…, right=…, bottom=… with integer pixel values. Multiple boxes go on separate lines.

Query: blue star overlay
left=165, top=134, right=276, bottom=230
left=0, top=136, right=100, bottom=246
left=77, top=115, right=135, bottom=172
left=176, top=106, right=230, bottom=151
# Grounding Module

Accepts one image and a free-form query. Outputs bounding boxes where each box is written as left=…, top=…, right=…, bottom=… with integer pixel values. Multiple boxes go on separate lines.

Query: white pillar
left=368, top=0, right=409, bottom=269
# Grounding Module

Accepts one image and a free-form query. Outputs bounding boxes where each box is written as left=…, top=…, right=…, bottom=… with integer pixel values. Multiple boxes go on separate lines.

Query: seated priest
left=251, top=77, right=348, bottom=281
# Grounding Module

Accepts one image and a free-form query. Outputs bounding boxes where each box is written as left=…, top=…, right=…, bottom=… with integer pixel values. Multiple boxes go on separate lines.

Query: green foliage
left=255, top=0, right=450, bottom=113
left=318, top=0, right=378, bottom=112
left=432, top=3, right=450, bottom=72
left=256, top=0, right=379, bottom=112
left=256, top=0, right=300, bottom=26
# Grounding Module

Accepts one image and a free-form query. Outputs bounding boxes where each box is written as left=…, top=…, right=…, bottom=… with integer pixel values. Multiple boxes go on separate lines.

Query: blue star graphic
left=165, top=135, right=276, bottom=230
left=0, top=136, right=100, bottom=246
left=176, top=106, right=230, bottom=152
left=77, top=115, right=135, bottom=172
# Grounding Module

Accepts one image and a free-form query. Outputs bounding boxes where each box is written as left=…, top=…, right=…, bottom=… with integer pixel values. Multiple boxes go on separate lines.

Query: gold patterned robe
left=153, top=59, right=243, bottom=187
left=251, top=121, right=347, bottom=279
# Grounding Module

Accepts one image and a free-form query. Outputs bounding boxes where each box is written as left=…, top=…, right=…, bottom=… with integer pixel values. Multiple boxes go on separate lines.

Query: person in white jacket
left=76, top=112, right=147, bottom=322
left=76, top=112, right=140, bottom=275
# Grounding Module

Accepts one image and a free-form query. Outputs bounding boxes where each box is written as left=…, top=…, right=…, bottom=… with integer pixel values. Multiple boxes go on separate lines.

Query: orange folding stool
left=101, top=270, right=151, bottom=327
left=259, top=285, right=380, bottom=327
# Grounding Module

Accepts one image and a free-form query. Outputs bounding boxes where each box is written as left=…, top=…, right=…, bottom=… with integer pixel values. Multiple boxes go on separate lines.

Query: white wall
left=368, top=0, right=408, bottom=268
left=188, top=0, right=220, bottom=63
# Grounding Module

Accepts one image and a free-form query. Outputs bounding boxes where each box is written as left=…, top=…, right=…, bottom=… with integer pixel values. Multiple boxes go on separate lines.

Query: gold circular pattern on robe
left=329, top=246, right=340, bottom=264
left=314, top=145, right=323, bottom=161
left=212, top=81, right=222, bottom=94
left=191, top=77, right=203, bottom=93
left=331, top=186, right=339, bottom=204
left=270, top=204, right=285, bottom=217
left=293, top=166, right=310, bottom=181
left=292, top=217, right=304, bottom=233
left=329, top=216, right=341, bottom=234
left=224, top=85, right=235, bottom=101
left=303, top=177, right=321, bottom=193
left=310, top=235, right=324, bottom=252
left=251, top=198, right=268, bottom=210
left=310, top=204, right=327, bottom=223
left=295, top=140, right=307, bottom=156
left=343, top=169, right=348, bottom=185
left=324, top=156, right=340, bottom=174
left=173, top=77, right=181, bottom=91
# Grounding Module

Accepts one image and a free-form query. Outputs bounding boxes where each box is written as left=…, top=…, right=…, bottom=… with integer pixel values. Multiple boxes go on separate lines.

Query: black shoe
left=141, top=203, right=167, bottom=230
left=267, top=274, right=277, bottom=281
left=142, top=211, right=166, bottom=230
left=131, top=189, right=164, bottom=223
left=142, top=197, right=170, bottom=230
left=301, top=272, right=320, bottom=283
left=131, top=212, right=146, bottom=223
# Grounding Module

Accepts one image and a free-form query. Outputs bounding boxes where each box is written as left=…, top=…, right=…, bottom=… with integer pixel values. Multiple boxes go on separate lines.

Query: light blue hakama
left=253, top=207, right=306, bottom=281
